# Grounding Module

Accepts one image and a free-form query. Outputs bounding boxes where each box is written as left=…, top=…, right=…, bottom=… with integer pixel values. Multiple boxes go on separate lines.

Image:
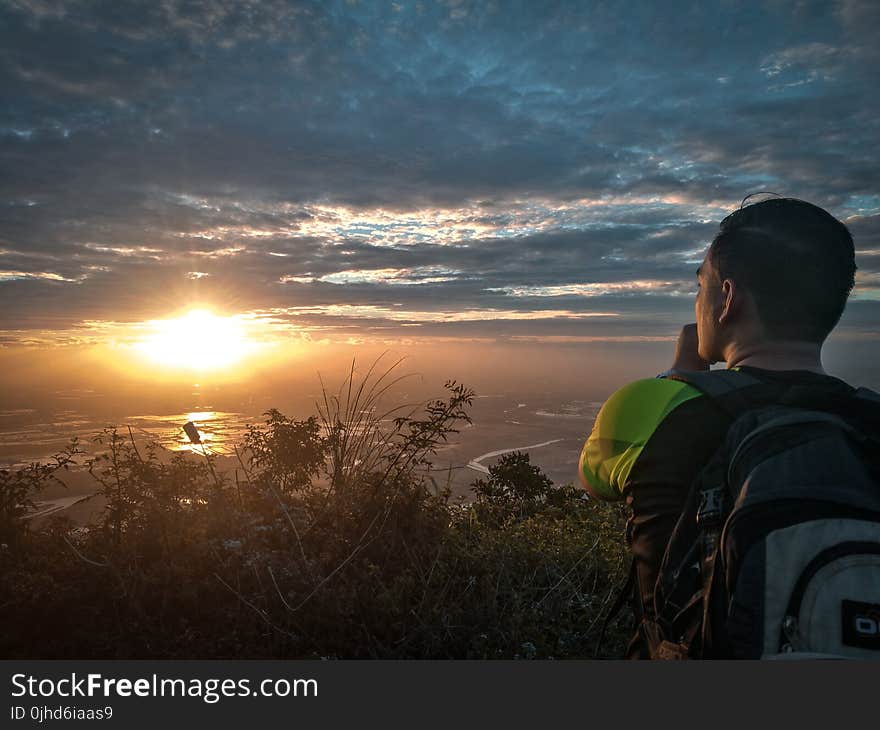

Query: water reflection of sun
left=134, top=309, right=258, bottom=370
left=178, top=412, right=216, bottom=451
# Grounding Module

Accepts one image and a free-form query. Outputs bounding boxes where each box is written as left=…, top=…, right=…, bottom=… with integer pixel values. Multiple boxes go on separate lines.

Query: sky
left=1, top=0, right=879, bottom=402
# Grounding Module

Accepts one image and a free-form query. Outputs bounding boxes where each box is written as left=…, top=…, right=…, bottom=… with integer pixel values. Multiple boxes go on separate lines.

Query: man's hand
left=671, top=323, right=709, bottom=371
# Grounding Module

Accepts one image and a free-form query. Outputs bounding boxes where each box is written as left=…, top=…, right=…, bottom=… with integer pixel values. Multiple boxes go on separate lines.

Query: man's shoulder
left=579, top=377, right=710, bottom=500
left=595, top=376, right=706, bottom=439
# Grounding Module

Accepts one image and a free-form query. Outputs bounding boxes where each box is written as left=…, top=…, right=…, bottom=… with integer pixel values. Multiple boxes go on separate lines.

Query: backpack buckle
left=652, top=640, right=690, bottom=660
left=696, top=486, right=724, bottom=527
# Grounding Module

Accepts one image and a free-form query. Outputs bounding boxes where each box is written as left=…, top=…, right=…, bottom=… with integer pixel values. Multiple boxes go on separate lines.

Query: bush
left=471, top=450, right=589, bottom=525
left=0, top=440, right=80, bottom=551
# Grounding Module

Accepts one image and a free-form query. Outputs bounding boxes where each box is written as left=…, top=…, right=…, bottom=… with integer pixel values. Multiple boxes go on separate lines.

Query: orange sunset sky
left=2, top=1, right=879, bottom=414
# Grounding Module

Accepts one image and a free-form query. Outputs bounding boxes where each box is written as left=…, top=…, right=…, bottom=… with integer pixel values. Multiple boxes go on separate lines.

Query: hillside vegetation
left=0, top=363, right=630, bottom=659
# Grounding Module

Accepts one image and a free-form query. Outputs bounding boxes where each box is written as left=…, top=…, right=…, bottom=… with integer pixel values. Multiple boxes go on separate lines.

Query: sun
left=133, top=309, right=258, bottom=371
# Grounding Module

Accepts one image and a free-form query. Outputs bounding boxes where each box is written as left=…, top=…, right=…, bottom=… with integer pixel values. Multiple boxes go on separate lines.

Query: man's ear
left=717, top=279, right=736, bottom=325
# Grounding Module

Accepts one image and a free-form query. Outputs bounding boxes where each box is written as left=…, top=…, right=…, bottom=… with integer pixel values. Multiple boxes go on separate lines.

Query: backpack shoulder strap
left=663, top=368, right=878, bottom=424
left=773, top=384, right=880, bottom=434
left=661, top=368, right=775, bottom=420
left=854, top=386, right=880, bottom=404
left=662, top=367, right=761, bottom=395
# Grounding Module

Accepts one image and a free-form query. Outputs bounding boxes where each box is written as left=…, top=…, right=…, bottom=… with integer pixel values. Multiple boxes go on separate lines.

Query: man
left=578, top=196, right=859, bottom=658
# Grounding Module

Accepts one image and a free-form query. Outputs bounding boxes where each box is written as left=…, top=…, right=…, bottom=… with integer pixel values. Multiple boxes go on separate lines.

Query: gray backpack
left=649, top=369, right=880, bottom=659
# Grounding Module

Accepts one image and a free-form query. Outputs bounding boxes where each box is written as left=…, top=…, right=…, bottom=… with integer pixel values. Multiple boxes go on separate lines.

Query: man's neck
left=724, top=340, right=826, bottom=374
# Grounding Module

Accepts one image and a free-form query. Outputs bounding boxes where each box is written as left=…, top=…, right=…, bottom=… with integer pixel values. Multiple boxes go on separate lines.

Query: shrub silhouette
left=471, top=451, right=586, bottom=524
left=0, top=357, right=630, bottom=659
left=0, top=440, right=80, bottom=551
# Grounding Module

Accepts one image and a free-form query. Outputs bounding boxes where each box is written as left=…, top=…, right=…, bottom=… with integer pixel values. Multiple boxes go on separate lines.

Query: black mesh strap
left=854, top=386, right=880, bottom=404
left=663, top=368, right=762, bottom=395
left=662, top=368, right=775, bottom=420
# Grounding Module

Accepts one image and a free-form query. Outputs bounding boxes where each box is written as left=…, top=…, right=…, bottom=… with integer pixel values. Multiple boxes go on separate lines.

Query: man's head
left=695, top=196, right=856, bottom=364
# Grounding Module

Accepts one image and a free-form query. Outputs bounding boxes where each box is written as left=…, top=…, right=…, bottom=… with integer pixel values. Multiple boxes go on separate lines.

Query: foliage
left=0, top=440, right=81, bottom=550
left=0, top=357, right=632, bottom=659
left=242, top=411, right=326, bottom=495
left=471, top=450, right=587, bottom=524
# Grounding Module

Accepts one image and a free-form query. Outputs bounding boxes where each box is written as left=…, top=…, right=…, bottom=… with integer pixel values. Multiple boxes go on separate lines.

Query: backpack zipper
left=778, top=540, right=880, bottom=653
left=715, top=500, right=869, bottom=626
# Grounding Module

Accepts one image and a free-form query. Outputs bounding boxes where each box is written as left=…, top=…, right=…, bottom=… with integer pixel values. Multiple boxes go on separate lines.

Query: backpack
left=645, top=368, right=880, bottom=659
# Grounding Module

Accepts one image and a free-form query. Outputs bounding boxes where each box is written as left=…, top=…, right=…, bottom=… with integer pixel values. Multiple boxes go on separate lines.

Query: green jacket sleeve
left=578, top=377, right=703, bottom=501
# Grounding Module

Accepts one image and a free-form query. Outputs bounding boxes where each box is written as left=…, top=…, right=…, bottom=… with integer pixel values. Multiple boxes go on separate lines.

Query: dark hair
left=708, top=196, right=857, bottom=343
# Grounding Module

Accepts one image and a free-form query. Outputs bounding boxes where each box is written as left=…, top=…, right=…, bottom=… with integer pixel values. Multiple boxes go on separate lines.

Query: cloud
left=0, top=0, right=878, bottom=354
left=760, top=42, right=850, bottom=84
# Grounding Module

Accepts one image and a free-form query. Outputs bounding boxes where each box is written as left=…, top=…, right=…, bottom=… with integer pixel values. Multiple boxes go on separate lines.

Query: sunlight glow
left=133, top=309, right=259, bottom=370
